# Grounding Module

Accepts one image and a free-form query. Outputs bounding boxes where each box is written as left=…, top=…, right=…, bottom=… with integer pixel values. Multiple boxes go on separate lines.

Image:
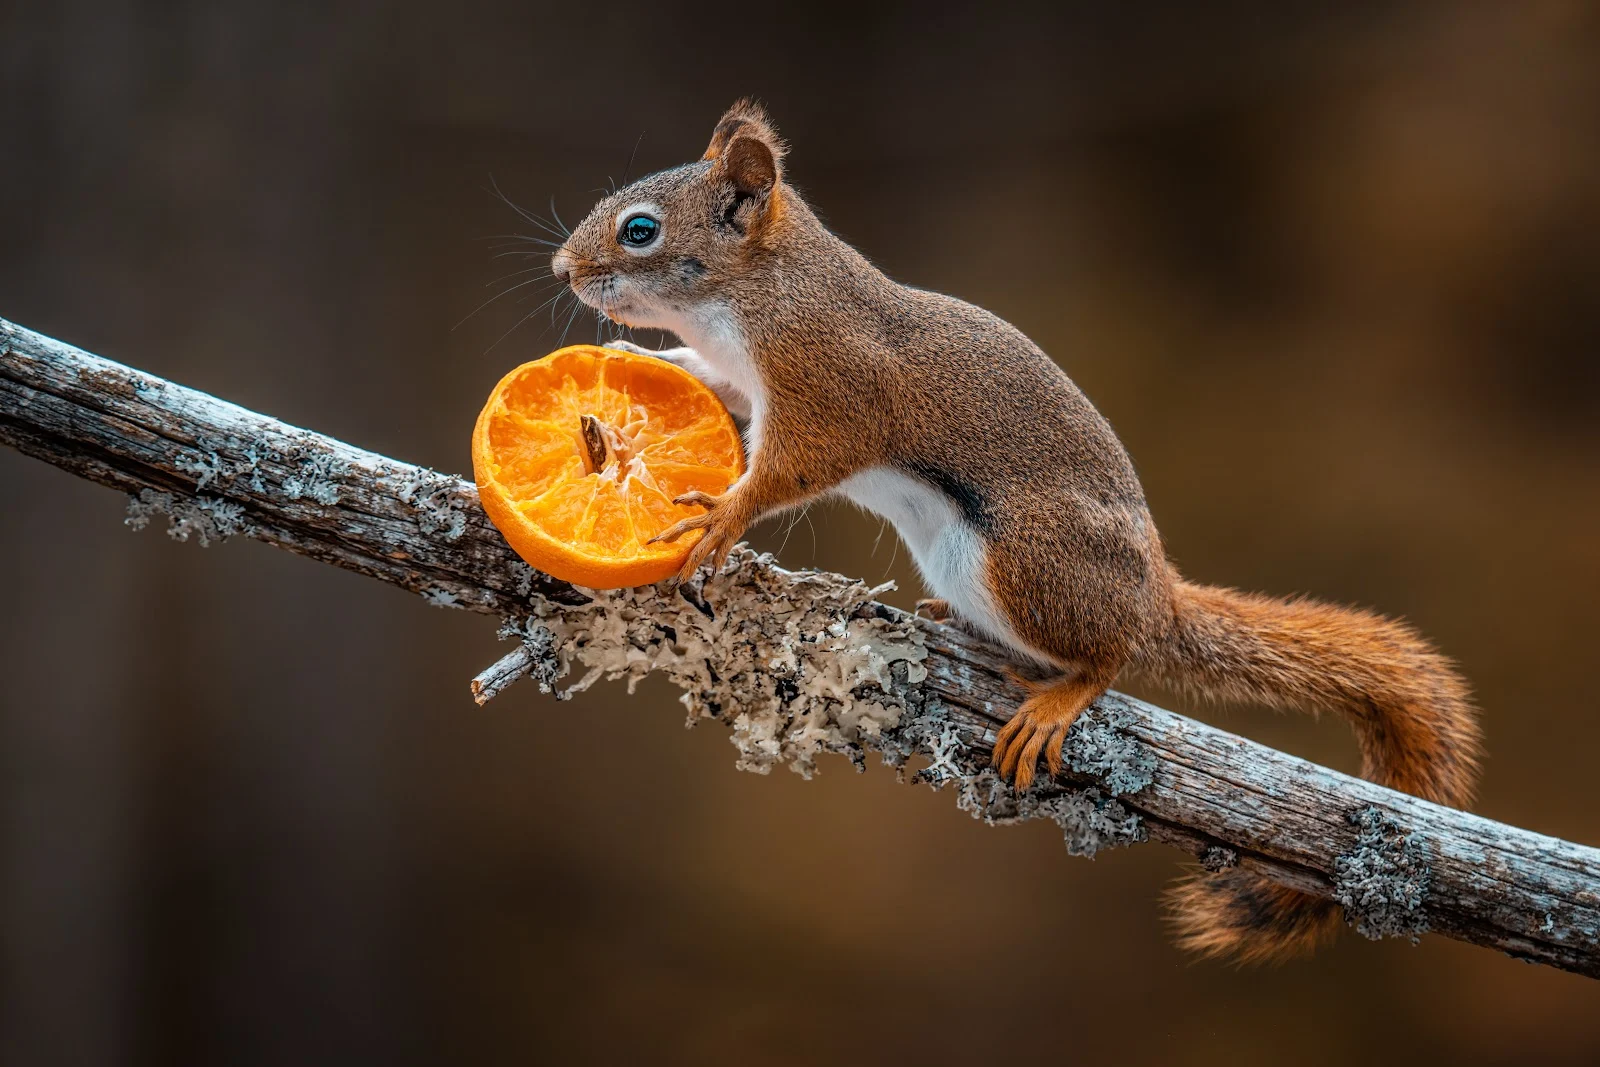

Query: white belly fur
left=835, top=467, right=1047, bottom=664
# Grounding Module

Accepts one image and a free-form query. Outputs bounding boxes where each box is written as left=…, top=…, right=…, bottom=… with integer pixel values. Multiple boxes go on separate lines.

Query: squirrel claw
left=674, top=524, right=741, bottom=584
left=649, top=511, right=711, bottom=545
left=992, top=709, right=1069, bottom=793
left=673, top=490, right=723, bottom=510
left=662, top=495, right=748, bottom=583
left=652, top=490, right=735, bottom=546
left=991, top=676, right=1103, bottom=791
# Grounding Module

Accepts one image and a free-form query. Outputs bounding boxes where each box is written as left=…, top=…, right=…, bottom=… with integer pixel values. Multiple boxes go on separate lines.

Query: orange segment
left=472, top=345, right=745, bottom=588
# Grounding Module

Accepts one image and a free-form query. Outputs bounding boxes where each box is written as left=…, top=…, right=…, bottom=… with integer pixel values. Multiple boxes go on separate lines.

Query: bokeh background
left=4, top=2, right=1599, bottom=1064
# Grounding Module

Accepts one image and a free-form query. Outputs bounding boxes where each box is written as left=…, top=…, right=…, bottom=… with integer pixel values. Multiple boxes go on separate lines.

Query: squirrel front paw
left=603, top=338, right=656, bottom=356
left=605, top=338, right=696, bottom=365
left=648, top=490, right=748, bottom=584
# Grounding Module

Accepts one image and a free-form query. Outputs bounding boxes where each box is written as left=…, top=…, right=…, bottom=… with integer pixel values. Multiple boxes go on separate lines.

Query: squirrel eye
left=619, top=214, right=660, bottom=247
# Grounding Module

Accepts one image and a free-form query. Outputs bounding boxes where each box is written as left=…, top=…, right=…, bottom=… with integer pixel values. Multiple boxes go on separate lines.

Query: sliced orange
left=472, top=345, right=745, bottom=589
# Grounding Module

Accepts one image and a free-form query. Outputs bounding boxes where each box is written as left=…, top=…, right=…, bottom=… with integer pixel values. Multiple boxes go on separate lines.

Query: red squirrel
left=550, top=100, right=1483, bottom=963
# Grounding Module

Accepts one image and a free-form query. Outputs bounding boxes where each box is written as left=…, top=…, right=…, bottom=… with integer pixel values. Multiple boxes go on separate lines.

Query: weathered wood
left=3, top=316, right=1597, bottom=977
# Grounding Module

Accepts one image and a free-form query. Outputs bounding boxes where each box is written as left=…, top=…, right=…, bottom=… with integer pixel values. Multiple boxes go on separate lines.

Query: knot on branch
left=1332, top=805, right=1432, bottom=942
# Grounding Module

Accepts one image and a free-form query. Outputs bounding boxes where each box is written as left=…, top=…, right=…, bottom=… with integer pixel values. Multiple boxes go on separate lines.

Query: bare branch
left=3, top=316, right=1597, bottom=978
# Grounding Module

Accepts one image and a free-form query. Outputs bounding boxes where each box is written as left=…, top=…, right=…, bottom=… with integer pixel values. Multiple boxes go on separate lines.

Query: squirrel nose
left=551, top=248, right=574, bottom=286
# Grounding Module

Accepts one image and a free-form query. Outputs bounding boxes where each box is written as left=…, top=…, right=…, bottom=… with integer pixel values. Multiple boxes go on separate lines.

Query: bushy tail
left=1136, top=579, right=1482, bottom=963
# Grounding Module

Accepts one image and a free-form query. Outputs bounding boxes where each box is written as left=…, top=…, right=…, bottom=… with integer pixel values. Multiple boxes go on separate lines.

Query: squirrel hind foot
left=991, top=671, right=1111, bottom=792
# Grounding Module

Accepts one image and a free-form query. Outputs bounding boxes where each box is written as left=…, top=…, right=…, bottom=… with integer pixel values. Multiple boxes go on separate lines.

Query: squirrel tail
left=1135, top=579, right=1483, bottom=963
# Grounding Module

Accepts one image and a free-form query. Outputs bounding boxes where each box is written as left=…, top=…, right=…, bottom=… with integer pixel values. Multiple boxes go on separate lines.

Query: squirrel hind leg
left=992, top=668, right=1115, bottom=792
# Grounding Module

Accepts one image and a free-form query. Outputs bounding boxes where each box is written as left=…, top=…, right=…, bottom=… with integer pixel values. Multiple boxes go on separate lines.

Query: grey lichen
left=421, top=587, right=462, bottom=608
left=508, top=560, right=537, bottom=599
left=920, top=722, right=967, bottom=788
left=954, top=771, right=1146, bottom=858
left=1046, top=789, right=1147, bottom=858
left=1063, top=695, right=1157, bottom=797
left=396, top=468, right=470, bottom=542
left=125, top=488, right=253, bottom=546
left=884, top=698, right=988, bottom=788
left=1201, top=845, right=1240, bottom=872
left=175, top=449, right=230, bottom=490
left=176, top=439, right=267, bottom=494
left=281, top=445, right=344, bottom=506
left=1332, top=805, right=1432, bottom=942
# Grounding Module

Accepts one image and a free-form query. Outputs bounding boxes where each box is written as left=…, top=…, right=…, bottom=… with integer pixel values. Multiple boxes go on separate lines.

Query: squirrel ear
left=703, top=98, right=786, bottom=168
left=717, top=134, right=779, bottom=200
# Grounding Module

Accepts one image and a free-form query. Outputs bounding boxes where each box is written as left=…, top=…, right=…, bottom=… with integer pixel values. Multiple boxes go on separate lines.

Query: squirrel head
left=552, top=99, right=788, bottom=331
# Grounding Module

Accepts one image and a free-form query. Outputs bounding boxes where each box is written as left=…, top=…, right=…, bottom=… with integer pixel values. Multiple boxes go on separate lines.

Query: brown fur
left=551, top=101, right=1484, bottom=964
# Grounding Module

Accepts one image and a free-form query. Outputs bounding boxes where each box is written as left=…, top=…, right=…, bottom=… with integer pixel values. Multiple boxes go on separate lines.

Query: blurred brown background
left=3, top=2, right=1599, bottom=1064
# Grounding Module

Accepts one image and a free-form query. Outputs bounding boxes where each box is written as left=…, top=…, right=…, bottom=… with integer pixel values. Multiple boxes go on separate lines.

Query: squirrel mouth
left=572, top=274, right=631, bottom=326
left=596, top=290, right=641, bottom=328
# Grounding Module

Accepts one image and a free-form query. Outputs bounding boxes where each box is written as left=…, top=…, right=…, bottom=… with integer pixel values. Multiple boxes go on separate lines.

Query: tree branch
left=3, top=316, right=1597, bottom=978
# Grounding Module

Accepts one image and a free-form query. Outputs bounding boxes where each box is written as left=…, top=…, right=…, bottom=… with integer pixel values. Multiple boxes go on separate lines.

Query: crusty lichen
left=395, top=468, right=470, bottom=542
left=953, top=770, right=1146, bottom=858
left=175, top=448, right=232, bottom=490
left=507, top=560, right=538, bottom=599
left=175, top=438, right=267, bottom=494
left=125, top=488, right=253, bottom=546
left=1062, top=694, right=1157, bottom=797
left=421, top=587, right=463, bottom=608
left=281, top=444, right=344, bottom=506
left=1332, top=805, right=1432, bottom=942
left=512, top=548, right=924, bottom=777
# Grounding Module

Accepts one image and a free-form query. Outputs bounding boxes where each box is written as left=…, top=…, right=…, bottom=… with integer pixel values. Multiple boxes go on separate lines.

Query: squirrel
left=549, top=99, right=1483, bottom=964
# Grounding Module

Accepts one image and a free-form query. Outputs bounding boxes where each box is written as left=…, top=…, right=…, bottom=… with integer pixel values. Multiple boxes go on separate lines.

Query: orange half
left=472, top=345, right=745, bottom=588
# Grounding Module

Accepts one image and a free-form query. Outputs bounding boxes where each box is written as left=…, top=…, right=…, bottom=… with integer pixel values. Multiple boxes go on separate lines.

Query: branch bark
left=3, top=316, right=1597, bottom=978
